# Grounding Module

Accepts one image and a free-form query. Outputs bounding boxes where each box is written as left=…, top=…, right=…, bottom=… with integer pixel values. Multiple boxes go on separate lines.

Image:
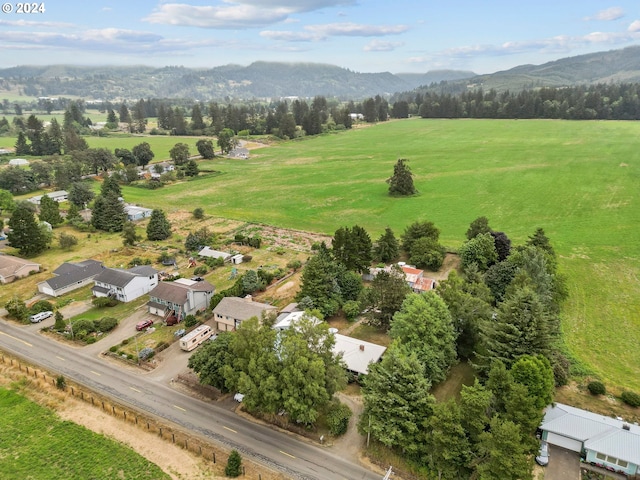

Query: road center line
left=223, top=426, right=237, bottom=433
left=0, top=331, right=32, bottom=347
left=56, top=356, right=65, bottom=361
left=90, top=370, right=101, bottom=376
left=130, top=387, right=141, bottom=393
left=173, top=405, right=186, bottom=412
left=280, top=450, right=296, bottom=459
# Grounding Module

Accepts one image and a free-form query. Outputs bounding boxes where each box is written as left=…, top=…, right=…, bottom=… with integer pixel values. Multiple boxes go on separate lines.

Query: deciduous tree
left=170, top=142, right=190, bottom=166
left=466, top=216, right=491, bottom=240
left=188, top=332, right=233, bottom=392
left=459, top=232, right=498, bottom=272
left=38, top=194, right=63, bottom=227
left=196, top=139, right=215, bottom=159
left=360, top=266, right=412, bottom=331
left=390, top=291, right=457, bottom=383
left=132, top=142, right=154, bottom=167
left=122, top=221, right=141, bottom=246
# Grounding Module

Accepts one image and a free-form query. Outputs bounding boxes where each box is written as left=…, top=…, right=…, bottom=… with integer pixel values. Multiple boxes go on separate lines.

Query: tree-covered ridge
left=392, top=82, right=640, bottom=120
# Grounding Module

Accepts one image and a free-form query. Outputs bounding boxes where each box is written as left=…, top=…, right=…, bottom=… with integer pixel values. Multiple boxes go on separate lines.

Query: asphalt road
left=0, top=320, right=382, bottom=480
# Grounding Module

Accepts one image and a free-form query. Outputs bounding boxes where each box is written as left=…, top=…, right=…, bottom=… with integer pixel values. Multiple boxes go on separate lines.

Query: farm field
left=0, top=387, right=170, bottom=479
left=118, top=118, right=639, bottom=391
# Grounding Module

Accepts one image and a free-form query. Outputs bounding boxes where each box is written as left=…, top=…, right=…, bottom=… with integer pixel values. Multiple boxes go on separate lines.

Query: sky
left=0, top=1, right=639, bottom=74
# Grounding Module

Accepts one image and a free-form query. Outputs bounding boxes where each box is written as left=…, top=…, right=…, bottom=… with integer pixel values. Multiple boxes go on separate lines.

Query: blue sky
left=0, top=1, right=639, bottom=74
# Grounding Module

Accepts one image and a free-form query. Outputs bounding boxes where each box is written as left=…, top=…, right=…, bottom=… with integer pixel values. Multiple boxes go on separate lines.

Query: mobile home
left=179, top=325, right=213, bottom=351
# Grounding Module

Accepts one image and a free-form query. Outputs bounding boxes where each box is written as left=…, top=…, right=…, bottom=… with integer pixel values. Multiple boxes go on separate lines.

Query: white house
left=147, top=278, right=215, bottom=322
left=124, top=205, right=153, bottom=222
left=539, top=402, right=640, bottom=476
left=332, top=333, right=386, bottom=376
left=147, top=162, right=175, bottom=179
left=38, top=259, right=103, bottom=297
left=92, top=266, right=158, bottom=302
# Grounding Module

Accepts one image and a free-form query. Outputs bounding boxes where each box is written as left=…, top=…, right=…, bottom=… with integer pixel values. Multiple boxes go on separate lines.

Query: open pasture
left=121, top=118, right=640, bottom=391
left=0, top=387, right=169, bottom=479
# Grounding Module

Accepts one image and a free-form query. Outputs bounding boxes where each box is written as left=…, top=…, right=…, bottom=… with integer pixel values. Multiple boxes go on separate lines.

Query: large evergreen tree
left=8, top=202, right=50, bottom=256
left=359, top=348, right=434, bottom=456
left=90, top=193, right=127, bottom=232
left=372, top=227, right=399, bottom=263
left=475, top=417, right=533, bottom=480
left=387, top=158, right=416, bottom=196
left=146, top=209, right=171, bottom=241
left=331, top=225, right=373, bottom=273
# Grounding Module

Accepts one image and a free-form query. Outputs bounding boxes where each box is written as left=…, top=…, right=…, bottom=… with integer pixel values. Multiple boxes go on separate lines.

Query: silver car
left=536, top=441, right=549, bottom=466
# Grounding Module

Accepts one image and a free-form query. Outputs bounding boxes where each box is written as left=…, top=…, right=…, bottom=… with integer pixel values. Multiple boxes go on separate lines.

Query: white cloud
left=305, top=22, right=408, bottom=37
left=260, top=30, right=319, bottom=41
left=261, top=22, right=408, bottom=42
left=364, top=40, right=403, bottom=52
left=0, top=19, right=74, bottom=28
left=143, top=1, right=355, bottom=29
left=584, top=7, right=625, bottom=21
left=408, top=28, right=640, bottom=66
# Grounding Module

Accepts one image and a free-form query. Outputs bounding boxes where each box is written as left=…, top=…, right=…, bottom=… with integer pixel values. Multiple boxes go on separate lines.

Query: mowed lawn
left=0, top=387, right=169, bottom=479
left=119, top=118, right=640, bottom=391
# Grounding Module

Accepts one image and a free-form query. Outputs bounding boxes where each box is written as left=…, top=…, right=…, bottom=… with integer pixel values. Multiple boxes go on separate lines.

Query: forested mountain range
left=394, top=45, right=640, bottom=98
left=0, top=45, right=638, bottom=102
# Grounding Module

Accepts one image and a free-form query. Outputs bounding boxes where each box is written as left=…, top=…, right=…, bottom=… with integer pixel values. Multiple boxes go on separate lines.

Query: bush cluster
left=233, top=233, right=261, bottom=248
left=138, top=347, right=155, bottom=360
left=326, top=401, right=352, bottom=436
left=587, top=381, right=606, bottom=396
left=92, top=297, right=119, bottom=308
left=620, top=391, right=640, bottom=408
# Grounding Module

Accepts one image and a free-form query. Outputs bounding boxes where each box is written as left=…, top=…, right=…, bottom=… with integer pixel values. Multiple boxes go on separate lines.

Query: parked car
left=29, top=311, right=53, bottom=323
left=536, top=441, right=549, bottom=466
left=135, top=319, right=153, bottom=331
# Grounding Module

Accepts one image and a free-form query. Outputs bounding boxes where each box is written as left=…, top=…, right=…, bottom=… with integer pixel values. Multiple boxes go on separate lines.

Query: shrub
left=138, top=347, right=155, bottom=360
left=193, top=207, right=204, bottom=219
left=72, top=318, right=96, bottom=334
left=286, top=259, right=302, bottom=271
left=92, top=297, right=118, bottom=308
left=5, top=297, right=28, bottom=322
left=85, top=337, right=97, bottom=344
left=620, top=391, right=640, bottom=408
left=156, top=341, right=169, bottom=352
left=326, top=401, right=352, bottom=436
left=342, top=300, right=361, bottom=322
left=184, top=315, right=198, bottom=328
left=225, top=450, right=242, bottom=477
left=193, top=265, right=208, bottom=275
left=109, top=345, right=118, bottom=352
left=55, top=375, right=66, bottom=390
left=97, top=316, right=118, bottom=332
left=30, top=300, right=54, bottom=314
left=587, top=381, right=606, bottom=396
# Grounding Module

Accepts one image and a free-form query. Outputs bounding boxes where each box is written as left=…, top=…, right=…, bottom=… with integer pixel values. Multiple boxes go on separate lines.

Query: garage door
left=546, top=432, right=582, bottom=452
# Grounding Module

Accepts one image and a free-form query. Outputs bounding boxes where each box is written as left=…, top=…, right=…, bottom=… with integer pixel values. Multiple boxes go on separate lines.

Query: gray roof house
left=332, top=334, right=386, bottom=376
left=38, top=259, right=103, bottom=297
left=28, top=190, right=69, bottom=205
left=124, top=204, right=153, bottom=222
left=213, top=295, right=277, bottom=332
left=540, top=402, right=640, bottom=476
left=148, top=278, right=215, bottom=322
left=0, top=254, right=40, bottom=284
left=197, top=247, right=231, bottom=261
left=92, top=266, right=158, bottom=303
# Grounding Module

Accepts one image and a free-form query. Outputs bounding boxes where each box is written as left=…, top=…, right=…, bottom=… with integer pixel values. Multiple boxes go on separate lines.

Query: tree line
left=390, top=83, right=640, bottom=120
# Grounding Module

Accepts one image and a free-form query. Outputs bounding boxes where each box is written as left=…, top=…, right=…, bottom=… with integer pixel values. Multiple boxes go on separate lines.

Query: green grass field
left=118, top=118, right=640, bottom=391
left=0, top=387, right=169, bottom=479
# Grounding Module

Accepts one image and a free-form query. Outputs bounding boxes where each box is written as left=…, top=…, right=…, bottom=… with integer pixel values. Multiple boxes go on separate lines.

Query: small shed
left=124, top=205, right=153, bottom=221
left=197, top=247, right=231, bottom=261
left=9, top=158, right=29, bottom=166
left=230, top=254, right=244, bottom=265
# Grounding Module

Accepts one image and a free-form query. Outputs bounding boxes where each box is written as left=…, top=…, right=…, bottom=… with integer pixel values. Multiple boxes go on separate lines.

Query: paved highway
left=0, top=320, right=382, bottom=480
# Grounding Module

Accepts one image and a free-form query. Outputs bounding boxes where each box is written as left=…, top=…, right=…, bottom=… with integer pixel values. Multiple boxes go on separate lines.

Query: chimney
left=359, top=344, right=365, bottom=351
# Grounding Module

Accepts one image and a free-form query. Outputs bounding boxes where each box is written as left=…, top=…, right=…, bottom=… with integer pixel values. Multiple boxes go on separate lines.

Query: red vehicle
left=135, top=319, right=153, bottom=331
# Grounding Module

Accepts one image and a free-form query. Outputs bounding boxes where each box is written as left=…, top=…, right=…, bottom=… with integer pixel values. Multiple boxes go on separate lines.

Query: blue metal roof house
left=539, top=403, right=640, bottom=476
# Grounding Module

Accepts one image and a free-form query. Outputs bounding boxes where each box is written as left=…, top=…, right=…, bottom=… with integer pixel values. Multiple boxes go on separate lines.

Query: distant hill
left=0, top=45, right=639, bottom=102
left=0, top=62, right=475, bottom=102
left=402, top=45, right=640, bottom=96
